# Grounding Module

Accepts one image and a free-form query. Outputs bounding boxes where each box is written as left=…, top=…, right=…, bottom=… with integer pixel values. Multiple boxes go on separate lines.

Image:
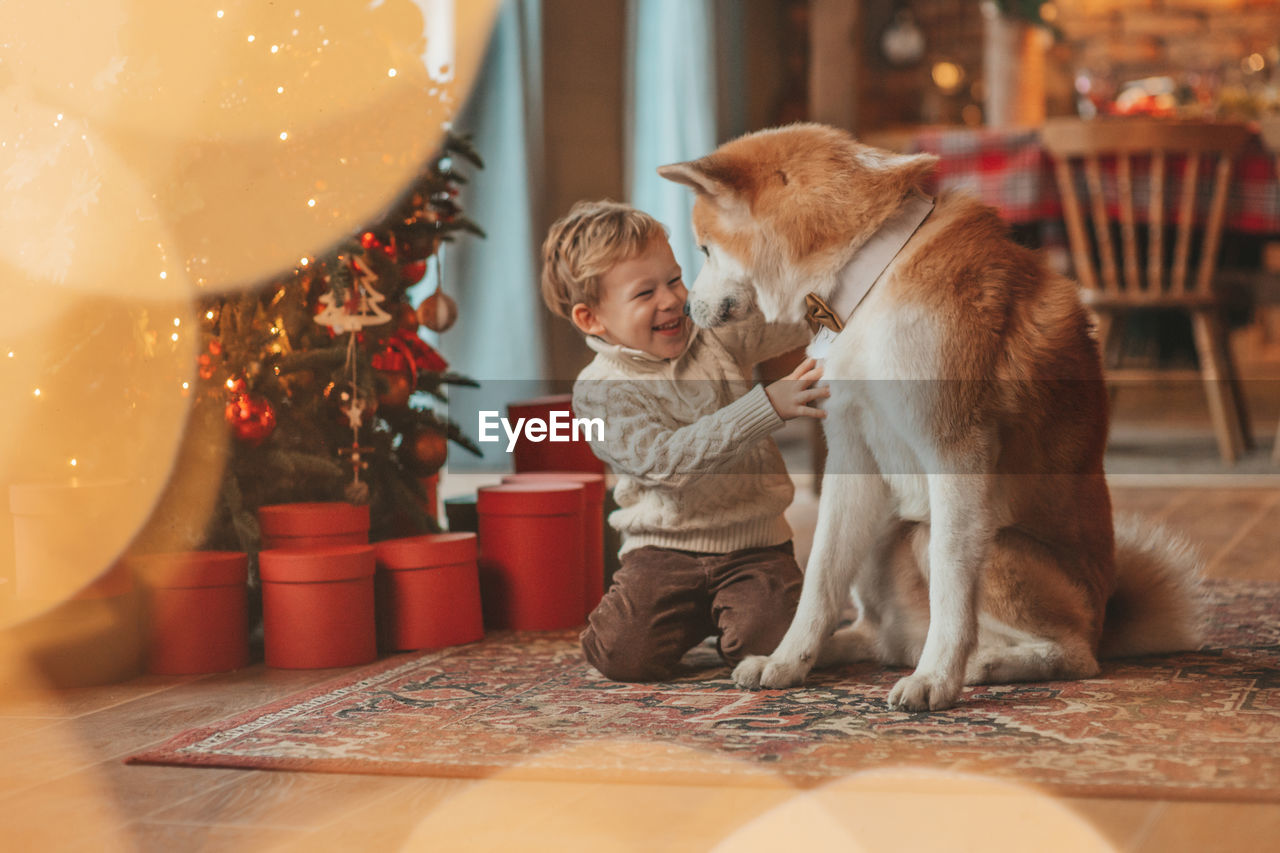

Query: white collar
left=805, top=190, right=934, bottom=360
left=584, top=329, right=698, bottom=367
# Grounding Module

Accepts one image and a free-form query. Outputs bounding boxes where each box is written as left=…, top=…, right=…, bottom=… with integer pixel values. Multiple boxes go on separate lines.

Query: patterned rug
left=129, top=580, right=1280, bottom=801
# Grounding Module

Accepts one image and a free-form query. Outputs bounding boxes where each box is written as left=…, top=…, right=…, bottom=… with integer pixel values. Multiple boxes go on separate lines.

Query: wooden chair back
left=1041, top=119, right=1252, bottom=306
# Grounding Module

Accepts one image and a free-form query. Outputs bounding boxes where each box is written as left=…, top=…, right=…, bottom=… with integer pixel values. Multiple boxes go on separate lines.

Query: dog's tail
left=1098, top=513, right=1205, bottom=659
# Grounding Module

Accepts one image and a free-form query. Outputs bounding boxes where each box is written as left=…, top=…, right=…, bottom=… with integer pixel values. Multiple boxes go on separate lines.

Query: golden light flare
left=0, top=0, right=499, bottom=665
left=1, top=294, right=198, bottom=629
left=378, top=746, right=1111, bottom=851
left=0, top=0, right=500, bottom=292
left=713, top=770, right=1113, bottom=852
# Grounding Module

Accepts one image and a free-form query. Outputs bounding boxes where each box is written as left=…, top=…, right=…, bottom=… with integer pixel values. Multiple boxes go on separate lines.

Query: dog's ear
left=657, top=156, right=743, bottom=200
left=880, top=151, right=939, bottom=190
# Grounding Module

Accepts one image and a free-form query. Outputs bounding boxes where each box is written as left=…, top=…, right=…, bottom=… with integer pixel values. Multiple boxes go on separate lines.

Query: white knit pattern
left=573, top=312, right=810, bottom=555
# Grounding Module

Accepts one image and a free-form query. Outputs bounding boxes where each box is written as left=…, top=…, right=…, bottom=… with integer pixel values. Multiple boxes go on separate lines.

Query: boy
left=541, top=200, right=827, bottom=682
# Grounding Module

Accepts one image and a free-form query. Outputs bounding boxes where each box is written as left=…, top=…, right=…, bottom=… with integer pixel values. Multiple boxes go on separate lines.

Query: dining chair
left=1042, top=118, right=1254, bottom=464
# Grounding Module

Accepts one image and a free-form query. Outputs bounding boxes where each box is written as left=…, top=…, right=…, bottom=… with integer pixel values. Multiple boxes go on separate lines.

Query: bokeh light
left=0, top=0, right=498, bottom=649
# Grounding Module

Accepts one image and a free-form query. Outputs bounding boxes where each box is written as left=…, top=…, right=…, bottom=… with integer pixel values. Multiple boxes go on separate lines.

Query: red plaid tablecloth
left=904, top=127, right=1280, bottom=236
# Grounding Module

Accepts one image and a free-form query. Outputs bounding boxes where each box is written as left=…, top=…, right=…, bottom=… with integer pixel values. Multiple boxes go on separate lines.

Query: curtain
left=421, top=0, right=545, bottom=388
left=625, top=0, right=718, bottom=278
left=414, top=0, right=544, bottom=474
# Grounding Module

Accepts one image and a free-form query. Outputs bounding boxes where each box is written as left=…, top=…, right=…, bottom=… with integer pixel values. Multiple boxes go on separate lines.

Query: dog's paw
left=732, top=656, right=769, bottom=689
left=887, top=671, right=961, bottom=712
left=732, top=655, right=808, bottom=690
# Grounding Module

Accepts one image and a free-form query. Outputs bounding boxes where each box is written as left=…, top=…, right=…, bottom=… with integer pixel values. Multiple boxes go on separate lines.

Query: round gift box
left=476, top=483, right=586, bottom=630
left=9, top=479, right=134, bottom=601
left=374, top=533, right=483, bottom=651
left=258, top=502, right=370, bottom=550
left=502, top=472, right=606, bottom=618
left=258, top=545, right=377, bottom=669
left=132, top=551, right=249, bottom=675
left=505, top=394, right=606, bottom=475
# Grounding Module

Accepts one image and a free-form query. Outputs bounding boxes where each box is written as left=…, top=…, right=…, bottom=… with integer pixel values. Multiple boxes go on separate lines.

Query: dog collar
left=805, top=190, right=934, bottom=359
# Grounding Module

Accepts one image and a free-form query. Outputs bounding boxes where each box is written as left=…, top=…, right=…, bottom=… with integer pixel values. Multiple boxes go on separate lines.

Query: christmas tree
left=174, top=132, right=485, bottom=558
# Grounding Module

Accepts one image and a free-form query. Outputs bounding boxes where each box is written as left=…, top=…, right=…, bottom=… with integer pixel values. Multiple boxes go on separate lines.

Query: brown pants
left=580, top=542, right=803, bottom=682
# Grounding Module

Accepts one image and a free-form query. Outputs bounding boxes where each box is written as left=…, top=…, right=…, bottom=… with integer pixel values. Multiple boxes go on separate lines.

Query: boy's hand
left=765, top=358, right=829, bottom=421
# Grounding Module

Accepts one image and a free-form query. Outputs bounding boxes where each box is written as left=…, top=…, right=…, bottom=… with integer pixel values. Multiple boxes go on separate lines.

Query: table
left=874, top=125, right=1280, bottom=236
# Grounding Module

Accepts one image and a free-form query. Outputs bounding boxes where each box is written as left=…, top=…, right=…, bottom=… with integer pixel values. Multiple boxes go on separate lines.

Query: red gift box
left=374, top=532, right=484, bottom=651
left=258, top=502, right=370, bottom=550
left=476, top=482, right=585, bottom=630
left=132, top=551, right=249, bottom=675
left=505, top=394, right=606, bottom=474
left=418, top=473, right=439, bottom=525
left=502, top=472, right=606, bottom=618
left=258, top=545, right=377, bottom=669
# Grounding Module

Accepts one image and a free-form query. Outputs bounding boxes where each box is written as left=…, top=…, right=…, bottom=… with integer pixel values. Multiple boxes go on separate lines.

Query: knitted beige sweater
left=573, top=313, right=810, bottom=555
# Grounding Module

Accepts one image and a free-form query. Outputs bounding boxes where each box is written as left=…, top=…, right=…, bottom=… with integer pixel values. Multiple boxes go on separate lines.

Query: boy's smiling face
left=571, top=236, right=691, bottom=360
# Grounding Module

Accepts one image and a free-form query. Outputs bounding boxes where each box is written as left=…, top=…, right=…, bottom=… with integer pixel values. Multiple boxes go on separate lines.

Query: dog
left=658, top=123, right=1202, bottom=711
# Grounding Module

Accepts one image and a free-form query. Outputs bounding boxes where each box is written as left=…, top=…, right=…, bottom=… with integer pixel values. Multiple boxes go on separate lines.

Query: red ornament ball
left=378, top=369, right=413, bottom=411
left=401, top=427, right=448, bottom=475
left=225, top=393, right=276, bottom=446
left=400, top=260, right=427, bottom=284
left=396, top=302, right=419, bottom=331
left=360, top=231, right=382, bottom=250
left=417, top=291, right=458, bottom=333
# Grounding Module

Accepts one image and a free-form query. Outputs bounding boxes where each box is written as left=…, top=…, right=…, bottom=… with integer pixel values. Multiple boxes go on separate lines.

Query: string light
left=33, top=388, right=41, bottom=397
left=181, top=382, right=190, bottom=390
left=159, top=271, right=167, bottom=280
left=307, top=198, right=316, bottom=207
left=247, top=34, right=255, bottom=43
left=172, top=317, right=181, bottom=327
left=299, top=257, right=309, bottom=266
left=171, top=332, right=179, bottom=342
left=6, top=351, right=13, bottom=358
left=216, top=9, right=224, bottom=19
left=279, top=131, right=289, bottom=141
left=270, top=44, right=279, bottom=54
left=387, top=68, right=397, bottom=78
left=277, top=86, right=285, bottom=94
left=205, top=310, right=215, bottom=320
left=931, top=61, right=963, bottom=93
left=70, top=458, right=77, bottom=467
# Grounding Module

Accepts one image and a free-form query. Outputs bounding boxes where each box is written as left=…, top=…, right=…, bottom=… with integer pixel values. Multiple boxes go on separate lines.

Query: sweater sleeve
left=573, top=380, right=784, bottom=490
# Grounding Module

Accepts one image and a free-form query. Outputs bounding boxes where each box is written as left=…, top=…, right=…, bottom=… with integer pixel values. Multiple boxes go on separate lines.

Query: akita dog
left=659, top=123, right=1202, bottom=711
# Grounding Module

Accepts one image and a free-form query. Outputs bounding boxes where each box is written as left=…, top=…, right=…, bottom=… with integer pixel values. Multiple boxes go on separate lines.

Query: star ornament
left=342, top=395, right=367, bottom=430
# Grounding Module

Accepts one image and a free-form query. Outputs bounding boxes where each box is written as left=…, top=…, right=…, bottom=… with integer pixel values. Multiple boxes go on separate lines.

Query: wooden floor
left=2, top=484, right=1279, bottom=852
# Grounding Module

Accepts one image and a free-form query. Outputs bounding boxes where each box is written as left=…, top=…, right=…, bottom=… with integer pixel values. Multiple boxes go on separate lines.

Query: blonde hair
left=540, top=200, right=667, bottom=321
